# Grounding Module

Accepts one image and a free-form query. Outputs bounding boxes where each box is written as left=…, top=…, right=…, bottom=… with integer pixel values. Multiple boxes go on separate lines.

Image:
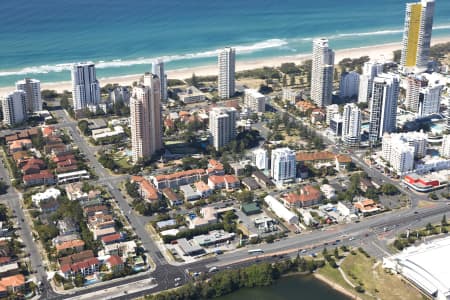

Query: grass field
left=340, top=252, right=424, bottom=300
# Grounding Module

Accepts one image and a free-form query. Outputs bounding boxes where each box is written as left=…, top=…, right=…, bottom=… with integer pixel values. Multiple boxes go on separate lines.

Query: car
left=208, top=267, right=219, bottom=273
left=301, top=249, right=307, bottom=254
left=174, top=277, right=181, bottom=282
left=414, top=211, right=419, bottom=214
left=349, top=237, right=355, bottom=241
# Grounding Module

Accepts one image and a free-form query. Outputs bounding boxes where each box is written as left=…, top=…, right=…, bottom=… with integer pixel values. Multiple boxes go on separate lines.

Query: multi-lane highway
left=4, top=106, right=450, bottom=300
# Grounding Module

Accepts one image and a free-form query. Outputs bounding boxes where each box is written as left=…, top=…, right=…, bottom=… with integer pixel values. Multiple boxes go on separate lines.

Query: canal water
left=216, top=274, right=350, bottom=300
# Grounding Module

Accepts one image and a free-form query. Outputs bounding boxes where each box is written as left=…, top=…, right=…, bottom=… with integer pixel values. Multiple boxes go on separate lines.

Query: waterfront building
left=368, top=73, right=400, bottom=144
left=311, top=38, right=334, bottom=107
left=15, top=78, right=42, bottom=113
left=244, top=89, right=266, bottom=113
left=209, top=107, right=237, bottom=150
left=1, top=90, right=27, bottom=127
left=339, top=71, right=359, bottom=99
left=71, top=63, right=100, bottom=111
left=400, top=0, right=435, bottom=73
left=358, top=61, right=383, bottom=103
left=342, top=103, right=361, bottom=147
left=130, top=73, right=162, bottom=163
left=218, top=47, right=235, bottom=99
left=271, top=148, right=296, bottom=184
left=152, top=59, right=168, bottom=101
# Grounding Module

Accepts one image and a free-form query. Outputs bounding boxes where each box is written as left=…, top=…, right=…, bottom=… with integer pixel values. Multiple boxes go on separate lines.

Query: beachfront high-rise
left=358, top=61, right=383, bottom=103
left=400, top=0, right=435, bottom=73
left=1, top=90, right=27, bottom=127
left=311, top=38, right=335, bottom=107
left=405, top=74, right=443, bottom=118
left=368, top=73, right=400, bottom=144
left=152, top=59, right=168, bottom=102
left=15, top=78, right=42, bottom=113
left=271, top=148, right=296, bottom=184
left=342, top=103, right=361, bottom=147
left=218, top=47, right=236, bottom=99
left=209, top=107, right=237, bottom=150
left=130, top=73, right=162, bottom=163
left=71, top=63, right=101, bottom=111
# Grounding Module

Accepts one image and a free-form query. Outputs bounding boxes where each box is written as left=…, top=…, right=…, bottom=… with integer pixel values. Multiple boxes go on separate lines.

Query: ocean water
left=1, top=0, right=450, bottom=87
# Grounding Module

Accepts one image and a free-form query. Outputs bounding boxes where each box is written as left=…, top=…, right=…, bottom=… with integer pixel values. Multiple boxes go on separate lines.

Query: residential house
left=38, top=198, right=60, bottom=213
left=83, top=205, right=109, bottom=217
left=31, top=188, right=61, bottom=206
left=9, top=139, right=32, bottom=153
left=161, top=188, right=183, bottom=206
left=105, top=255, right=124, bottom=274
left=93, top=227, right=116, bottom=240
left=354, top=199, right=381, bottom=216
left=99, top=241, right=137, bottom=259
left=208, top=175, right=240, bottom=191
left=0, top=274, right=26, bottom=297
left=23, top=170, right=56, bottom=187
left=282, top=186, right=322, bottom=209
left=101, top=233, right=123, bottom=246
left=55, top=239, right=85, bottom=255
left=60, top=258, right=100, bottom=279
left=0, top=262, right=20, bottom=277
left=187, top=206, right=218, bottom=229
left=131, top=176, right=159, bottom=202
left=194, top=181, right=212, bottom=198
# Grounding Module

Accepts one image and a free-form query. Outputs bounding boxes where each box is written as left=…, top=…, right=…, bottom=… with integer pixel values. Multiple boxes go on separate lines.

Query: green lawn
left=340, top=253, right=424, bottom=300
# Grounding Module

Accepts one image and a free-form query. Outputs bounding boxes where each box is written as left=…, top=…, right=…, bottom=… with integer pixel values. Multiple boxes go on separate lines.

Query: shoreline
left=313, top=273, right=362, bottom=300
left=0, top=36, right=449, bottom=95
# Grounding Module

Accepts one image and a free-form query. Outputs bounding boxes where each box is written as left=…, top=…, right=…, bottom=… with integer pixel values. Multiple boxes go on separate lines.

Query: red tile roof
left=107, top=255, right=123, bottom=267
left=101, top=233, right=122, bottom=244
left=154, top=169, right=205, bottom=181
left=284, top=186, right=321, bottom=204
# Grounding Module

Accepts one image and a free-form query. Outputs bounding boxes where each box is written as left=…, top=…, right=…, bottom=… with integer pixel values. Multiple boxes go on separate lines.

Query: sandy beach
left=0, top=37, right=449, bottom=96
left=313, top=273, right=363, bottom=300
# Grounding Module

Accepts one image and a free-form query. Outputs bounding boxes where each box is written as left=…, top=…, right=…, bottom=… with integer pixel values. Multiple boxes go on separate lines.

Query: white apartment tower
left=15, top=78, right=42, bottom=113
left=71, top=63, right=101, bottom=110
left=152, top=59, right=168, bottom=101
left=342, top=103, right=362, bottom=147
left=218, top=47, right=236, bottom=99
left=406, top=74, right=443, bottom=118
left=253, top=148, right=269, bottom=170
left=130, top=73, right=162, bottom=163
left=400, top=0, right=435, bottom=73
left=271, top=148, right=296, bottom=184
left=209, top=107, right=237, bottom=150
left=441, top=135, right=450, bottom=158
left=1, top=91, right=27, bottom=127
left=339, top=71, right=360, bottom=99
left=368, top=73, right=400, bottom=144
left=381, top=132, right=427, bottom=175
left=311, top=38, right=335, bottom=107
left=326, top=104, right=339, bottom=126
left=358, top=61, right=383, bottom=103
left=244, top=89, right=266, bottom=113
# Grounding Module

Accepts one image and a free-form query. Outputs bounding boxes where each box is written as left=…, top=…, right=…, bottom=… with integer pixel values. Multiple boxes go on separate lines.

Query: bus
left=248, top=249, right=264, bottom=254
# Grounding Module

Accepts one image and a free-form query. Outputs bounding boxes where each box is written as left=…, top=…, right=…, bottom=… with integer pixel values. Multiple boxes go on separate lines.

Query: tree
left=191, top=73, right=198, bottom=88
left=381, top=184, right=399, bottom=195
left=74, top=273, right=85, bottom=287
left=393, top=50, right=402, bottom=63
left=0, top=182, right=8, bottom=195
left=442, top=215, right=448, bottom=226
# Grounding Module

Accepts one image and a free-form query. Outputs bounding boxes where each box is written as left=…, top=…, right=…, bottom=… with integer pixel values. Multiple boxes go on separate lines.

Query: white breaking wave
left=292, top=23, right=450, bottom=42
left=0, top=38, right=288, bottom=77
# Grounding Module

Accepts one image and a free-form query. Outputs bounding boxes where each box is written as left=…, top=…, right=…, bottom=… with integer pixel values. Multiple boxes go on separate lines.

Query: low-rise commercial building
left=264, top=195, right=298, bottom=224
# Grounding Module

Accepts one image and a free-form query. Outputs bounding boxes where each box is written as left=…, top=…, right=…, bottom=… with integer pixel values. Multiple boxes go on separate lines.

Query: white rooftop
left=384, top=236, right=450, bottom=299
